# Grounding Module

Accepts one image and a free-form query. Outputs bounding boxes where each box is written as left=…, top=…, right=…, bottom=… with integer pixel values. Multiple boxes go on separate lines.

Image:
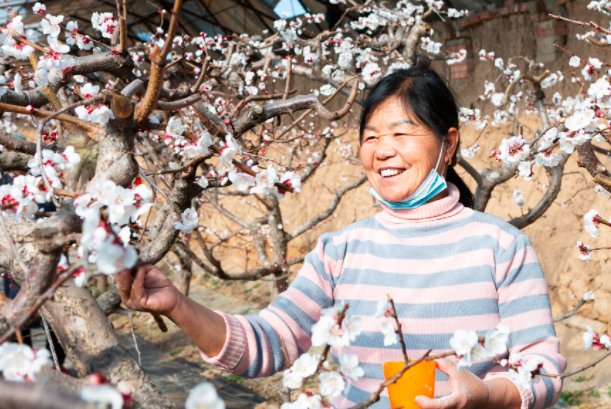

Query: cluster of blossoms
left=583, top=209, right=603, bottom=238
left=500, top=353, right=545, bottom=389
left=583, top=325, right=611, bottom=351
left=280, top=297, right=520, bottom=407
left=27, top=146, right=81, bottom=189
left=0, top=4, right=99, bottom=96
left=74, top=179, right=154, bottom=277
left=513, top=190, right=525, bottom=208
left=0, top=146, right=80, bottom=220
left=449, top=323, right=510, bottom=370
left=460, top=144, right=479, bottom=159
left=0, top=342, right=52, bottom=382
left=281, top=304, right=364, bottom=404
left=74, top=83, right=116, bottom=124
left=576, top=241, right=592, bottom=260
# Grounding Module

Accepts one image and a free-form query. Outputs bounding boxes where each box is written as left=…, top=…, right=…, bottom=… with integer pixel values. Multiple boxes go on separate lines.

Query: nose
left=375, top=137, right=398, bottom=161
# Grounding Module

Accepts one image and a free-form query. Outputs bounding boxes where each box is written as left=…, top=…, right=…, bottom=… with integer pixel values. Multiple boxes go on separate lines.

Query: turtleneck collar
left=377, top=183, right=465, bottom=224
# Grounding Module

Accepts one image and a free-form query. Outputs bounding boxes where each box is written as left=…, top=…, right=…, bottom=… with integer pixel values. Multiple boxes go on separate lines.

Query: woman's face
left=360, top=97, right=458, bottom=203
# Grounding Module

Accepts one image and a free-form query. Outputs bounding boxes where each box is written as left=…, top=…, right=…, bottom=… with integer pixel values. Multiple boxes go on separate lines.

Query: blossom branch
left=134, top=0, right=184, bottom=121
left=389, top=297, right=409, bottom=364
left=287, top=174, right=367, bottom=240
left=316, top=303, right=350, bottom=372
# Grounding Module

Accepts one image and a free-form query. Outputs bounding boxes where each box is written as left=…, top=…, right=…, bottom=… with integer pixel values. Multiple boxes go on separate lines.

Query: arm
left=116, top=234, right=340, bottom=376
left=490, top=233, right=567, bottom=409
left=116, top=264, right=227, bottom=357
left=203, top=235, right=339, bottom=377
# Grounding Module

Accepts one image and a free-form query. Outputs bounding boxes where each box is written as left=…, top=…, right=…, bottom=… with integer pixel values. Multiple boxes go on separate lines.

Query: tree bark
left=172, top=244, right=193, bottom=297
left=42, top=281, right=172, bottom=408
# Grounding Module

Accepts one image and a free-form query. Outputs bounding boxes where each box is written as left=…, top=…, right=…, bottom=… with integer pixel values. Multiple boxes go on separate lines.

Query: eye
left=364, top=134, right=377, bottom=142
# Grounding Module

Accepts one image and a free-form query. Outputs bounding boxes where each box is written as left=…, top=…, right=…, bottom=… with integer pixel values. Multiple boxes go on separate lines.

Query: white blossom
left=185, top=382, right=225, bottom=409
left=80, top=385, right=124, bottom=409
left=339, top=352, right=364, bottom=381
left=583, top=209, right=602, bottom=238
left=319, top=371, right=345, bottom=397
left=0, top=343, right=52, bottom=382
left=380, top=321, right=398, bottom=346
left=174, top=208, right=199, bottom=234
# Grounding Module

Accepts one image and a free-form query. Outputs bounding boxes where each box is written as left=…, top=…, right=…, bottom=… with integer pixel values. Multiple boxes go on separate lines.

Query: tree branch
left=287, top=173, right=367, bottom=241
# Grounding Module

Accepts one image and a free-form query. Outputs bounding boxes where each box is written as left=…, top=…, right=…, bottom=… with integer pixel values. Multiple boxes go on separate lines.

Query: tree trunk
left=42, top=281, right=173, bottom=408
left=172, top=245, right=193, bottom=297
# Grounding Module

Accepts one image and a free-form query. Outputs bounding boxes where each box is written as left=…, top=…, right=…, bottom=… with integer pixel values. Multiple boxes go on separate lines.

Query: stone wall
left=428, top=0, right=609, bottom=107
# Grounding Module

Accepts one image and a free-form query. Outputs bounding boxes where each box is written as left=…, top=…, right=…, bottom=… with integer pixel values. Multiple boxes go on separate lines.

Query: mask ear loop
left=434, top=139, right=445, bottom=175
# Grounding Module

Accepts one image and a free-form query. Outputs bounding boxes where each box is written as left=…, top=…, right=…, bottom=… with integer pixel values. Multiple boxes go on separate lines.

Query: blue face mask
left=369, top=140, right=447, bottom=209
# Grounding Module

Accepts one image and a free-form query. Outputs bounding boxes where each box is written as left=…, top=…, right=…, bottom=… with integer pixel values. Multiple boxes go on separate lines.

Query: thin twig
left=129, top=311, right=142, bottom=366
left=389, top=297, right=409, bottom=364
left=40, top=311, right=60, bottom=372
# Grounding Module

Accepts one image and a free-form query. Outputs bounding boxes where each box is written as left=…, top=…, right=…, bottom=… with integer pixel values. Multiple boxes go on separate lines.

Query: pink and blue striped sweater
left=201, top=184, right=566, bottom=409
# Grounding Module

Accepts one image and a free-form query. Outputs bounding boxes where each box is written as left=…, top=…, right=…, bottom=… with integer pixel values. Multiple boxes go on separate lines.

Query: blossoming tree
left=0, top=0, right=610, bottom=407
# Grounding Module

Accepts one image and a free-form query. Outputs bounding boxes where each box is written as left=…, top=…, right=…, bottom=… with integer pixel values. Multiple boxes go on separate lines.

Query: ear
left=445, top=127, right=460, bottom=164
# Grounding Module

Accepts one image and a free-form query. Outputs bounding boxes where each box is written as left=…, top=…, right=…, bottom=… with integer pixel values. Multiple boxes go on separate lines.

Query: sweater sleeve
left=200, top=233, right=340, bottom=377
left=487, top=233, right=567, bottom=409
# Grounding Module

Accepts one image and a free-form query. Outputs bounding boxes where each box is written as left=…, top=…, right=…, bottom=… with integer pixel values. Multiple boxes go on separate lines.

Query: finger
left=131, top=265, right=148, bottom=304
left=116, top=268, right=135, bottom=299
left=435, top=358, right=460, bottom=380
left=415, top=394, right=460, bottom=409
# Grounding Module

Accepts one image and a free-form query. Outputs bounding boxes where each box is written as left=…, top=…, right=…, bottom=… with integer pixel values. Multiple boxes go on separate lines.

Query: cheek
left=359, top=146, right=373, bottom=168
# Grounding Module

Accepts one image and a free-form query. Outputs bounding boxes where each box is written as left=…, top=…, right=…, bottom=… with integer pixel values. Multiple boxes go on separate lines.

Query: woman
left=118, top=68, right=566, bottom=409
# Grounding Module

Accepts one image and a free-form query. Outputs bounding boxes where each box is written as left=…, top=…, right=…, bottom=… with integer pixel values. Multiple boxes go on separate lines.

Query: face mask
left=369, top=139, right=447, bottom=210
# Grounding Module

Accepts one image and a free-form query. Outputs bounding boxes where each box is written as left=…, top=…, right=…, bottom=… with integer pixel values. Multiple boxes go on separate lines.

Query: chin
left=378, top=190, right=412, bottom=203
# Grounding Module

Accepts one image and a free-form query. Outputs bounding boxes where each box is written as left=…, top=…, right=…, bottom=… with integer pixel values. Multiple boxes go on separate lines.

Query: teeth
left=381, top=169, right=401, bottom=177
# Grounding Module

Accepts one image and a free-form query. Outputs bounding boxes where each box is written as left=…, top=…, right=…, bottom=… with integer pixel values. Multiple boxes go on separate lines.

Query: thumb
left=435, top=358, right=461, bottom=380
left=414, top=359, right=461, bottom=409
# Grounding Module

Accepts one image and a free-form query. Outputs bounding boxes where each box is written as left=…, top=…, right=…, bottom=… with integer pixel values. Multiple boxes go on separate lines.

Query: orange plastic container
left=383, top=360, right=437, bottom=409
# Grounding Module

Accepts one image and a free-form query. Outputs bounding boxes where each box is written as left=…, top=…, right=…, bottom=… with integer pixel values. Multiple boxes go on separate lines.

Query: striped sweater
left=201, top=184, right=566, bottom=409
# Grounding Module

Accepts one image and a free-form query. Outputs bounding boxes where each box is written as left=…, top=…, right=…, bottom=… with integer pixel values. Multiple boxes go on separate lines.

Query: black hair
left=359, top=67, right=474, bottom=209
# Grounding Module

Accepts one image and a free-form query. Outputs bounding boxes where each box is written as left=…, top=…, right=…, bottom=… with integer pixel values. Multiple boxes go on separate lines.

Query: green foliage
left=561, top=390, right=586, bottom=406
left=170, top=349, right=183, bottom=356
left=572, top=375, right=594, bottom=383
left=226, top=374, right=244, bottom=383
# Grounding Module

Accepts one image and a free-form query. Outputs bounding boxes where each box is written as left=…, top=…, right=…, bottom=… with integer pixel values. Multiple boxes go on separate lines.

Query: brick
left=519, top=3, right=530, bottom=13
left=530, top=13, right=551, bottom=21
left=445, top=31, right=456, bottom=40
left=534, top=19, right=566, bottom=30
left=479, top=10, right=496, bottom=20
left=460, top=15, right=482, bottom=28
left=446, top=37, right=472, bottom=47
left=537, top=35, right=566, bottom=48
left=451, top=71, right=471, bottom=80
left=537, top=53, right=559, bottom=63
left=431, top=22, right=443, bottom=31
left=535, top=26, right=568, bottom=38
left=499, top=5, right=520, bottom=16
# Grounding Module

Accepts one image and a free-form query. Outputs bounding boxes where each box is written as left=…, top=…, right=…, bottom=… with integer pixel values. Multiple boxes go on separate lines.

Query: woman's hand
left=414, top=359, right=521, bottom=409
left=117, top=264, right=227, bottom=357
left=116, top=264, right=180, bottom=316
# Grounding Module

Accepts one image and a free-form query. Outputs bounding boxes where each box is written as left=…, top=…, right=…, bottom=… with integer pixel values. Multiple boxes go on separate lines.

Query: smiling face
left=360, top=97, right=459, bottom=203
